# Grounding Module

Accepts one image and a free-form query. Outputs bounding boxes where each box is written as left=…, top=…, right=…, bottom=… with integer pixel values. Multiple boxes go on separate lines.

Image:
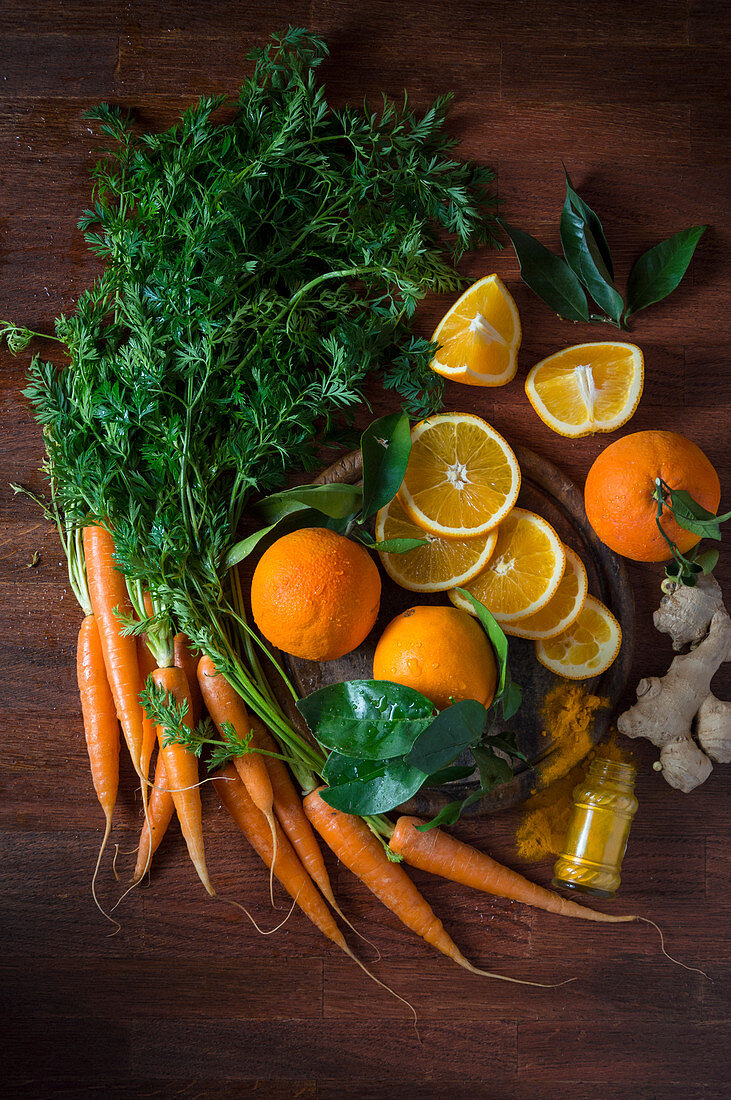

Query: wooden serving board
left=275, top=443, right=634, bottom=815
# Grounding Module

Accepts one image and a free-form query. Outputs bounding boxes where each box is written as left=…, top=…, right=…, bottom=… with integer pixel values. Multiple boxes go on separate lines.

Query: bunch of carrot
left=70, top=519, right=635, bottom=992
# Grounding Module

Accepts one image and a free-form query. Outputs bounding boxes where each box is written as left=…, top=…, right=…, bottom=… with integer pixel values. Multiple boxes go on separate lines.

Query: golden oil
left=552, top=757, right=637, bottom=899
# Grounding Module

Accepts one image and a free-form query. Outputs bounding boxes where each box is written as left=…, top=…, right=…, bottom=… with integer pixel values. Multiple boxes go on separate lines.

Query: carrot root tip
left=638, top=917, right=712, bottom=981
left=342, top=944, right=420, bottom=1039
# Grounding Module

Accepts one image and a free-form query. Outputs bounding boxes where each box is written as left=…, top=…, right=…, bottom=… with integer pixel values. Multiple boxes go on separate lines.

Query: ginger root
left=696, top=693, right=731, bottom=764
left=618, top=583, right=731, bottom=792
left=654, top=574, right=724, bottom=650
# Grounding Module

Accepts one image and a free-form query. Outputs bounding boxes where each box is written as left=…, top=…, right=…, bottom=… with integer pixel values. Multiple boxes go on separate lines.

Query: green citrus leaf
left=668, top=487, right=731, bottom=541
left=473, top=743, right=514, bottom=789
left=425, top=764, right=476, bottom=786
left=319, top=758, right=427, bottom=815
left=256, top=482, right=363, bottom=522
left=415, top=783, right=488, bottom=830
left=563, top=165, right=614, bottom=279
left=405, top=698, right=488, bottom=773
left=456, top=589, right=508, bottom=691
left=694, top=549, right=719, bottom=575
left=560, top=205, right=623, bottom=323
left=626, top=225, right=707, bottom=318
left=360, top=412, right=412, bottom=520
left=367, top=537, right=429, bottom=553
left=225, top=507, right=334, bottom=568
left=297, top=679, right=436, bottom=759
left=501, top=221, right=590, bottom=323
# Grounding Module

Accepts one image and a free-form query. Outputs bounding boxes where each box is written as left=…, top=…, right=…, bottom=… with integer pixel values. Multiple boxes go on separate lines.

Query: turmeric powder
left=515, top=682, right=631, bottom=862
left=537, top=681, right=609, bottom=784
left=515, top=767, right=579, bottom=862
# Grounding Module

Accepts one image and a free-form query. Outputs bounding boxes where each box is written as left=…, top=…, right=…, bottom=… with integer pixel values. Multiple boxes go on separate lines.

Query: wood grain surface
left=0, top=2, right=729, bottom=1097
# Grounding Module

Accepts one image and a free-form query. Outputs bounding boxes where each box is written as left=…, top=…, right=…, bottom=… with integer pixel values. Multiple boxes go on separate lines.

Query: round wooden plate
left=275, top=444, right=634, bottom=816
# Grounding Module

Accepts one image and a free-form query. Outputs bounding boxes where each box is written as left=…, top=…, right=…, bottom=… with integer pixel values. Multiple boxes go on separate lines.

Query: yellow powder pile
left=514, top=682, right=632, bottom=862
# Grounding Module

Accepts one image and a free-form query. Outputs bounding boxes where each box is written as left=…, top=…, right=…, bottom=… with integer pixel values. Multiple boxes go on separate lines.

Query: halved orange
left=525, top=342, right=644, bottom=437
left=398, top=413, right=521, bottom=540
left=504, top=546, right=587, bottom=640
left=375, top=494, right=497, bottom=593
left=430, top=275, right=521, bottom=387
left=535, top=595, right=622, bottom=679
left=449, top=507, right=565, bottom=623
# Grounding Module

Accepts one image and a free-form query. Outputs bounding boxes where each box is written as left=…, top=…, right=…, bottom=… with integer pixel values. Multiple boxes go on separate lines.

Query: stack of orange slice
left=376, top=412, right=520, bottom=594
left=377, top=412, right=622, bottom=680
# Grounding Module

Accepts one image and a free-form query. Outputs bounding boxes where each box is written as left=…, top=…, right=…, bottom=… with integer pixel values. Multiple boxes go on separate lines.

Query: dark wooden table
left=1, top=3, right=729, bottom=1096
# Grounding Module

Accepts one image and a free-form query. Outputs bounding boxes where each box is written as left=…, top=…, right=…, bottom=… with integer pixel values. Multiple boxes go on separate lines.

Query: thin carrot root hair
left=145, top=775, right=228, bottom=794
left=326, top=899, right=382, bottom=961
left=137, top=771, right=155, bottom=881
left=111, top=871, right=147, bottom=913
left=132, top=752, right=176, bottom=884
left=219, top=888, right=300, bottom=935
left=266, top=810, right=277, bottom=909
left=221, top=886, right=414, bottom=1026
left=638, top=917, right=712, bottom=980
left=456, top=956, right=575, bottom=988
left=129, top=756, right=156, bottom=889
left=342, top=943, right=420, bottom=1036
left=90, top=813, right=121, bottom=934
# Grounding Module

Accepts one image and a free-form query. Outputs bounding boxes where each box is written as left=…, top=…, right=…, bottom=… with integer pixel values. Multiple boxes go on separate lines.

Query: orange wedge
left=398, top=413, right=521, bottom=540
left=430, top=275, right=521, bottom=387
left=525, top=342, right=643, bottom=437
left=449, top=507, right=565, bottom=623
left=504, top=546, right=587, bottom=640
left=375, top=495, right=497, bottom=593
left=535, top=595, right=622, bottom=679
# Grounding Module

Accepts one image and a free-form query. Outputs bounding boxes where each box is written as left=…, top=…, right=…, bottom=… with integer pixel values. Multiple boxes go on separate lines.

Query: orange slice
left=398, top=413, right=521, bottom=539
left=535, top=595, right=621, bottom=679
left=449, top=508, right=565, bottom=623
left=430, top=275, right=521, bottom=387
left=504, top=546, right=587, bottom=640
left=525, top=342, right=644, bottom=437
left=375, top=495, right=497, bottom=593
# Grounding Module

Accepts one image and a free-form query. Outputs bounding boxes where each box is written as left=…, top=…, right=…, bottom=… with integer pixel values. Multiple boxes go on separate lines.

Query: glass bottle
left=552, top=757, right=638, bottom=899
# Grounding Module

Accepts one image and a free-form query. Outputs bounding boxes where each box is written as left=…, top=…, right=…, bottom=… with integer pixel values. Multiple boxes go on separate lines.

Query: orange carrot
left=197, top=656, right=277, bottom=849
left=133, top=754, right=175, bottom=883
left=304, top=789, right=558, bottom=986
left=390, top=816, right=636, bottom=923
left=77, top=612, right=120, bottom=916
left=132, top=635, right=201, bottom=880
left=249, top=716, right=338, bottom=908
left=83, top=525, right=144, bottom=780
left=153, top=665, right=214, bottom=896
left=174, top=633, right=203, bottom=725
left=137, top=635, right=158, bottom=783
left=213, top=765, right=348, bottom=951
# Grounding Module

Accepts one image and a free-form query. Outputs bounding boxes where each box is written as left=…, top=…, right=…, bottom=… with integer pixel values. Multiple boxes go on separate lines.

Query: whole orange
left=584, top=430, right=721, bottom=562
left=251, top=527, right=381, bottom=661
left=372, top=605, right=497, bottom=710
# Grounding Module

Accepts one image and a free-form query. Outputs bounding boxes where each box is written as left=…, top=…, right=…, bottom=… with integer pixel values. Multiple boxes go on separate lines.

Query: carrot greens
left=10, top=27, right=504, bottom=840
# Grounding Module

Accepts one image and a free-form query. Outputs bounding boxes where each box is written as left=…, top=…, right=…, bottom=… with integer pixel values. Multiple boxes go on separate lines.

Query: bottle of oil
left=552, top=757, right=638, bottom=899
